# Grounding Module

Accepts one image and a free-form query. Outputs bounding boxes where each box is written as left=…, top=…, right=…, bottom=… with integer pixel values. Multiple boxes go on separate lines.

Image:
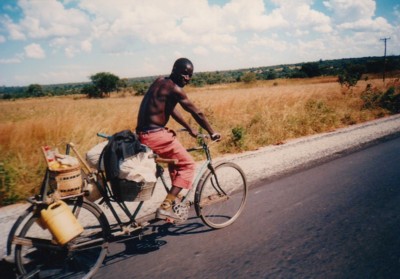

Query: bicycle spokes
left=196, top=162, right=247, bottom=229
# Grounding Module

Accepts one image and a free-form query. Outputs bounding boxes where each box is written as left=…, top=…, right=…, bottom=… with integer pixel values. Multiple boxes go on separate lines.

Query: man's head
left=170, top=58, right=193, bottom=87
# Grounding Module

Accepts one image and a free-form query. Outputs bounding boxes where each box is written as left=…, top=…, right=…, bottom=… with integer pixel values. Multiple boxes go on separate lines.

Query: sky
left=0, top=0, right=399, bottom=86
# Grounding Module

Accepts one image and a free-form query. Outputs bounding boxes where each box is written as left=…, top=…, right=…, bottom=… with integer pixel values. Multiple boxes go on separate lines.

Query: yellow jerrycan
left=40, top=200, right=84, bottom=245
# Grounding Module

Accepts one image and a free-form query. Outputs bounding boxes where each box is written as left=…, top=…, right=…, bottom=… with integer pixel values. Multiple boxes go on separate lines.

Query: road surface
left=93, top=135, right=400, bottom=278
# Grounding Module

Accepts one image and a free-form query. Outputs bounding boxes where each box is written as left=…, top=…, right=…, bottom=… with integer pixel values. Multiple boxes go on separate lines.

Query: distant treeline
left=1, top=55, right=399, bottom=99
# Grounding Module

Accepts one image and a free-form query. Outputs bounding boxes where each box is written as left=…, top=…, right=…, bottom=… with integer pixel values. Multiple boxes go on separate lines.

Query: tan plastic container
left=40, top=200, right=84, bottom=245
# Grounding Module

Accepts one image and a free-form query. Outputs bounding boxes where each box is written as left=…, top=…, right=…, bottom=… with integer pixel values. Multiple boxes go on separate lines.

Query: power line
left=380, top=37, right=390, bottom=82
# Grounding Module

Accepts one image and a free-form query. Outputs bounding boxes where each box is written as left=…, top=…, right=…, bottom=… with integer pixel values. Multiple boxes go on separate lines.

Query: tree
left=241, top=72, right=257, bottom=83
left=337, top=64, right=365, bottom=89
left=300, top=62, right=321, bottom=77
left=366, top=61, right=382, bottom=73
left=290, top=69, right=308, bottom=78
left=131, top=82, right=149, bottom=95
left=117, top=78, right=128, bottom=92
left=89, top=72, right=120, bottom=97
left=258, top=69, right=277, bottom=80
left=81, top=84, right=101, bottom=98
left=26, top=84, right=45, bottom=97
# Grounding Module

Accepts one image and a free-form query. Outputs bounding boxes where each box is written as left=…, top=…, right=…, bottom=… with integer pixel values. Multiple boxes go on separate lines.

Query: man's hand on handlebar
left=188, top=127, right=199, bottom=138
left=179, top=127, right=221, bottom=141
left=210, top=132, right=221, bottom=141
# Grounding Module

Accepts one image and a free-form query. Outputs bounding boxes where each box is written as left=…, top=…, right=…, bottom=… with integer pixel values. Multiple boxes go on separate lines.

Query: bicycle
left=7, top=129, right=248, bottom=278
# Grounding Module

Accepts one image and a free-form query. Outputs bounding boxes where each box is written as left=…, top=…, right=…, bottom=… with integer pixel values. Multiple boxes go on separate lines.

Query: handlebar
left=177, top=128, right=219, bottom=141
left=97, top=132, right=111, bottom=139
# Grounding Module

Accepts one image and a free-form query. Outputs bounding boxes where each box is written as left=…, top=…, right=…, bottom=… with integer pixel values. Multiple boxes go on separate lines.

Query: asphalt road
left=91, top=135, right=400, bottom=279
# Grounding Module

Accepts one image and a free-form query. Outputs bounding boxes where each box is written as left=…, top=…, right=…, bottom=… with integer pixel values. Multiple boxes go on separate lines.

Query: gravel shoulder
left=1, top=114, right=400, bottom=259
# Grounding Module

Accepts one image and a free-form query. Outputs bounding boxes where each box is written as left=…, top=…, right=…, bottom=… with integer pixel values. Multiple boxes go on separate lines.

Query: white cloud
left=65, top=46, right=79, bottom=58
left=4, top=0, right=91, bottom=57
left=248, top=34, right=289, bottom=52
left=24, top=43, right=45, bottom=59
left=49, top=37, right=68, bottom=48
left=1, top=0, right=332, bottom=59
left=0, top=58, right=21, bottom=64
left=393, top=5, right=400, bottom=22
left=323, top=0, right=376, bottom=23
left=271, top=0, right=314, bottom=5
left=39, top=68, right=89, bottom=82
left=222, top=0, right=286, bottom=31
left=193, top=46, right=209, bottom=56
left=1, top=15, right=26, bottom=40
left=0, top=35, right=5, bottom=43
left=322, top=0, right=393, bottom=35
left=81, top=40, right=92, bottom=52
left=17, top=0, right=90, bottom=39
left=77, top=0, right=287, bottom=52
left=338, top=17, right=393, bottom=33
left=79, top=0, right=193, bottom=51
left=11, top=65, right=91, bottom=85
left=297, top=39, right=326, bottom=53
left=270, top=1, right=332, bottom=34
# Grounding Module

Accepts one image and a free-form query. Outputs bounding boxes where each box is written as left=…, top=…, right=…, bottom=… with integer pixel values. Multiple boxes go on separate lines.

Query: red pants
left=138, top=129, right=195, bottom=189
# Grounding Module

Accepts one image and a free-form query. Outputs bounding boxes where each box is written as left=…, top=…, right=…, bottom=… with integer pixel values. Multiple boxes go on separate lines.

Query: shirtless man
left=136, top=58, right=220, bottom=221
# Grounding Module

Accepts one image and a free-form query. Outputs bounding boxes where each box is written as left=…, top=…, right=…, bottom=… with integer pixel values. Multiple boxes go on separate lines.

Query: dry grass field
left=0, top=76, right=396, bottom=204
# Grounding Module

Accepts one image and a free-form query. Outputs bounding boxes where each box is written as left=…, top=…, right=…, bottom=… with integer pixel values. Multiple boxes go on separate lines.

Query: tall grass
left=0, top=77, right=396, bottom=205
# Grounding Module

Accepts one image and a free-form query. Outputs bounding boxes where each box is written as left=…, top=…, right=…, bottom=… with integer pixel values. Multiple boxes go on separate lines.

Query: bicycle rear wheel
left=195, top=162, right=247, bottom=229
left=15, top=199, right=109, bottom=278
left=6, top=204, right=34, bottom=257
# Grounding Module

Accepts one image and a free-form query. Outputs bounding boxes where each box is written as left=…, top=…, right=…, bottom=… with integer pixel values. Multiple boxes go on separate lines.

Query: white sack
left=119, top=149, right=157, bottom=183
left=86, top=141, right=107, bottom=170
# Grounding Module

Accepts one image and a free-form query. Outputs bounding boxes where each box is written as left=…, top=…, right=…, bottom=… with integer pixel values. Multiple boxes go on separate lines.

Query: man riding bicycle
left=136, top=58, right=221, bottom=222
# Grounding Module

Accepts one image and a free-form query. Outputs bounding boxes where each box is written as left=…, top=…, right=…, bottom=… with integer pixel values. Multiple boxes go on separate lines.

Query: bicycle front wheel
left=15, top=199, right=109, bottom=279
left=195, top=162, right=247, bottom=229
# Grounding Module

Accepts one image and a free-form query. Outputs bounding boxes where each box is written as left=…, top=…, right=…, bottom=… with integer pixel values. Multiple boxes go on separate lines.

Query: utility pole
left=380, top=37, right=390, bottom=82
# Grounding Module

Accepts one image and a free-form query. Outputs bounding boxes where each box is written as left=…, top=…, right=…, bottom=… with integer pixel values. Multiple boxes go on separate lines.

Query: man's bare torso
left=136, top=77, right=178, bottom=131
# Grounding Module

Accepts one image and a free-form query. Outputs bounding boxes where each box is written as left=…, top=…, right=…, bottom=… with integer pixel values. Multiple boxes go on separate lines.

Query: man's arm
left=173, top=87, right=219, bottom=139
left=171, top=107, right=198, bottom=137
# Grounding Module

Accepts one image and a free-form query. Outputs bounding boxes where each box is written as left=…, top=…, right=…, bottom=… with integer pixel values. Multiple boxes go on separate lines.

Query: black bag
left=102, top=130, right=146, bottom=182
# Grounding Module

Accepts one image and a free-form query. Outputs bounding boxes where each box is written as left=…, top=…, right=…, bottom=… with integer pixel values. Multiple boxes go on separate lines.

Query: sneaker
left=155, top=206, right=182, bottom=222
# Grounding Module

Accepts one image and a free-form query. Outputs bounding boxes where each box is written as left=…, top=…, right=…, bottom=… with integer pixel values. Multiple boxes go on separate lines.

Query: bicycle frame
left=87, top=136, right=215, bottom=230
left=81, top=133, right=225, bottom=233
left=180, top=139, right=213, bottom=204
left=8, top=134, right=220, bottom=255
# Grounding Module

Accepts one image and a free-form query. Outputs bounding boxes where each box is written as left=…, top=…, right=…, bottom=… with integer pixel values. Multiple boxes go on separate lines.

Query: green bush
left=81, top=84, right=101, bottom=98
left=231, top=126, right=246, bottom=148
left=26, top=84, right=45, bottom=97
left=131, top=82, right=148, bottom=95
left=337, top=64, right=365, bottom=89
left=241, top=72, right=257, bottom=83
left=361, top=81, right=400, bottom=113
left=0, top=162, right=19, bottom=206
left=379, top=86, right=400, bottom=113
left=360, top=84, right=380, bottom=109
